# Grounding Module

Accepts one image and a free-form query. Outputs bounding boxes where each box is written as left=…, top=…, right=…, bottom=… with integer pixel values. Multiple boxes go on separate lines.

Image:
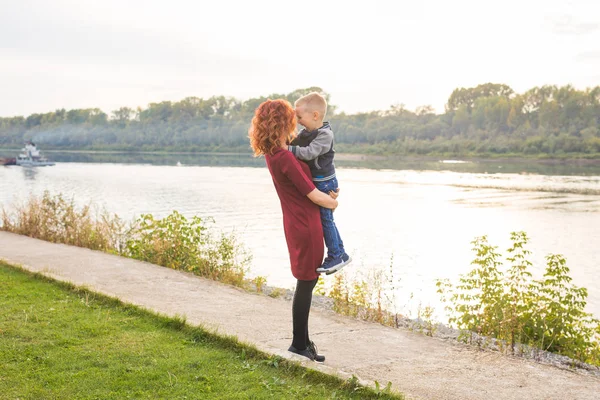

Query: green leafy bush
left=437, top=232, right=600, bottom=365
left=125, top=211, right=250, bottom=286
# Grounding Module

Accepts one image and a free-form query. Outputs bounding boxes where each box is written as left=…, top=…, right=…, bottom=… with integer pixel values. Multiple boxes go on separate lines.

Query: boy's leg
left=314, top=177, right=351, bottom=274
left=316, top=209, right=351, bottom=274
left=324, top=177, right=346, bottom=256
left=314, top=178, right=343, bottom=260
left=335, top=226, right=346, bottom=256
left=318, top=206, right=343, bottom=260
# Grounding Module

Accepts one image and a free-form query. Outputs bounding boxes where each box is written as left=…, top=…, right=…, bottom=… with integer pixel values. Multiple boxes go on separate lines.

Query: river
left=1, top=151, right=599, bottom=320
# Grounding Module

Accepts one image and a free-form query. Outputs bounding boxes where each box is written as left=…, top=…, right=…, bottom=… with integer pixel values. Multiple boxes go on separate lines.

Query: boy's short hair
left=294, top=92, right=327, bottom=118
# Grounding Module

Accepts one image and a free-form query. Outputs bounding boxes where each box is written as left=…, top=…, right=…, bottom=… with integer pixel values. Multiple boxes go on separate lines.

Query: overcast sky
left=1, top=0, right=599, bottom=117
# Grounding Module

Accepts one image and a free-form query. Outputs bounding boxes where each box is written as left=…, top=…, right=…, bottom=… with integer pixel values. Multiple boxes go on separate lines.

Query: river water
left=1, top=151, right=599, bottom=319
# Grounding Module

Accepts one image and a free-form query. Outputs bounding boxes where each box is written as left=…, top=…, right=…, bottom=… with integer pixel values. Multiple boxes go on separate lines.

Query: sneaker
left=315, top=256, right=332, bottom=274
left=342, top=253, right=351, bottom=264
left=307, top=341, right=325, bottom=363
left=288, top=345, right=316, bottom=361
left=316, top=253, right=352, bottom=275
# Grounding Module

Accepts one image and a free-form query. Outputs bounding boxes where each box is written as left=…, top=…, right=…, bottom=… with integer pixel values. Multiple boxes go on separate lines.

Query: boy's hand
left=328, top=188, right=340, bottom=200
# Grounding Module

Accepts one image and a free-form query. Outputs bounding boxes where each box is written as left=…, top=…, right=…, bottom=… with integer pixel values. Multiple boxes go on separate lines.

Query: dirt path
left=1, top=231, right=598, bottom=399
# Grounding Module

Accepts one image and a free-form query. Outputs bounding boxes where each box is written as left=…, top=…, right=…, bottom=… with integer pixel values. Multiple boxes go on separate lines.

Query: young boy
left=288, top=92, right=352, bottom=275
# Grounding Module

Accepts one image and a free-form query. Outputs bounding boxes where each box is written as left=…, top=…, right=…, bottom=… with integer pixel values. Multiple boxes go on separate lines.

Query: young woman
left=249, top=99, right=338, bottom=361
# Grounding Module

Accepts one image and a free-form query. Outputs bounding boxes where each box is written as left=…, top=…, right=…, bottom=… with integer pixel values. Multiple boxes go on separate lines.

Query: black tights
left=291, top=278, right=318, bottom=350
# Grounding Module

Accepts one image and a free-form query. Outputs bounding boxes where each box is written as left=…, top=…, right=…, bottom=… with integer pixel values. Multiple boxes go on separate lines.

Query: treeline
left=1, top=83, right=599, bottom=157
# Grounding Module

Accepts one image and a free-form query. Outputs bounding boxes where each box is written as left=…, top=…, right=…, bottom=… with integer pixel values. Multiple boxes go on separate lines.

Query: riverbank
left=1, top=261, right=401, bottom=399
left=1, top=231, right=598, bottom=400
left=1, top=147, right=599, bottom=164
left=260, top=281, right=600, bottom=377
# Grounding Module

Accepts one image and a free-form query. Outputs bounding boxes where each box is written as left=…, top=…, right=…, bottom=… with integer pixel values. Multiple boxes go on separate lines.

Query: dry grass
left=1, top=192, right=250, bottom=288
left=1, top=191, right=127, bottom=251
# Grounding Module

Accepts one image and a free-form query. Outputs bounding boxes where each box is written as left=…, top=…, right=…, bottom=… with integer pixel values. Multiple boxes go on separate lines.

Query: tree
left=111, top=107, right=135, bottom=125
left=1, top=84, right=599, bottom=156
left=446, top=83, right=514, bottom=111
left=416, top=105, right=435, bottom=116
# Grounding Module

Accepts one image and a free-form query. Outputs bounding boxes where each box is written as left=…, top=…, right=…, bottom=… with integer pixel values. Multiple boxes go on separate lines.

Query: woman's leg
left=291, top=278, right=318, bottom=350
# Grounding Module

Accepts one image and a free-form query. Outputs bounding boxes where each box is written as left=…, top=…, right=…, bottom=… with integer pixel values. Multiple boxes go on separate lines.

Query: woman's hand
left=328, top=188, right=340, bottom=200
left=307, top=188, right=338, bottom=210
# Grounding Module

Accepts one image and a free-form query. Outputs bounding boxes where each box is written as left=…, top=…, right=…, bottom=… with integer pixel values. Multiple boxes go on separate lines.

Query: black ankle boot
left=308, top=341, right=325, bottom=362
left=288, top=345, right=316, bottom=361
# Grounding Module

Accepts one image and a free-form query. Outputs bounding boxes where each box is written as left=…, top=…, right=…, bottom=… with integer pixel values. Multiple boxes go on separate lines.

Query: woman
left=249, top=99, right=338, bottom=362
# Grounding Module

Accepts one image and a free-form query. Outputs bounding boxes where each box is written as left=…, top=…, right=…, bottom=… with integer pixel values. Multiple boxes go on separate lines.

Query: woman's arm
left=279, top=152, right=338, bottom=210
left=307, top=188, right=338, bottom=210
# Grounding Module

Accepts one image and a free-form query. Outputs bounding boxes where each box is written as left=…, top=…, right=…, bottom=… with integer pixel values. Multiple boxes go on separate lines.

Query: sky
left=1, top=0, right=599, bottom=117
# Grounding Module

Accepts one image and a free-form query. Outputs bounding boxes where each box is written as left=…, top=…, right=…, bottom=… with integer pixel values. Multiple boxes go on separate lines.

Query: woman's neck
left=279, top=137, right=288, bottom=149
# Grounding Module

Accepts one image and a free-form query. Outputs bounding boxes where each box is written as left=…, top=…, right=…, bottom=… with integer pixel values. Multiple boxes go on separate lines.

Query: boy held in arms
left=289, top=92, right=352, bottom=274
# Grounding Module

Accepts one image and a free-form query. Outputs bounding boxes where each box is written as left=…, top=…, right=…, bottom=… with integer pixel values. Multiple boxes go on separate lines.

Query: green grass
left=0, top=262, right=401, bottom=399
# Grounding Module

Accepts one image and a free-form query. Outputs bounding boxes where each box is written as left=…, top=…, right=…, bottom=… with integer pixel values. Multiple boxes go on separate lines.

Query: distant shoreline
left=1, top=147, right=599, bottom=165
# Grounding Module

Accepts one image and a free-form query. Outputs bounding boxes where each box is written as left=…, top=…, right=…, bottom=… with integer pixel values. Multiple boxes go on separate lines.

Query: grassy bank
left=0, top=262, right=401, bottom=399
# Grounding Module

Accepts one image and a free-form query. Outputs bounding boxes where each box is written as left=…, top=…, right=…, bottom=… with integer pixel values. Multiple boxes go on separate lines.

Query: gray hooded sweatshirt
left=288, top=122, right=336, bottom=182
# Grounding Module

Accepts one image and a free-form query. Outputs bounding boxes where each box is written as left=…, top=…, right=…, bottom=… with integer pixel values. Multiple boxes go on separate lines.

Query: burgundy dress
left=265, top=148, right=323, bottom=281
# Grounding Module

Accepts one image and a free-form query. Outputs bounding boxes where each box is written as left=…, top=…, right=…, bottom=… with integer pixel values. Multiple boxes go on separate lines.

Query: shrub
left=437, top=232, right=600, bottom=365
left=1, top=190, right=125, bottom=251
left=1, top=192, right=251, bottom=288
left=125, top=211, right=250, bottom=286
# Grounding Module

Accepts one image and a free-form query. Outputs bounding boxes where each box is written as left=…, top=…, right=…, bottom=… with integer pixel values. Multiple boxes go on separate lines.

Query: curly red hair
left=249, top=99, right=297, bottom=156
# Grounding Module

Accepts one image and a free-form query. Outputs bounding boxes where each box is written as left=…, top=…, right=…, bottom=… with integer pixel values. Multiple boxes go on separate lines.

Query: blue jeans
left=314, top=177, right=345, bottom=259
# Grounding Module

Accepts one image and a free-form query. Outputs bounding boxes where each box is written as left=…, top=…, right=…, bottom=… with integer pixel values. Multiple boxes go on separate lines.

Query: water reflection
left=25, top=151, right=600, bottom=176
left=21, top=167, right=38, bottom=180
left=42, top=151, right=266, bottom=168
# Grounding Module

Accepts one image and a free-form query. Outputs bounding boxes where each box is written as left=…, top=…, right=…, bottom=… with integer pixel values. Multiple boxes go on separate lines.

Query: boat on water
left=0, top=157, right=16, bottom=166
left=15, top=142, right=55, bottom=167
